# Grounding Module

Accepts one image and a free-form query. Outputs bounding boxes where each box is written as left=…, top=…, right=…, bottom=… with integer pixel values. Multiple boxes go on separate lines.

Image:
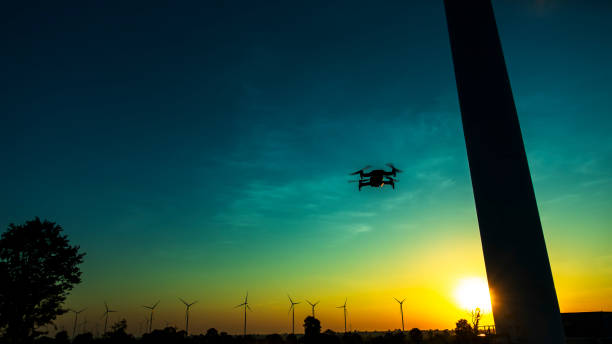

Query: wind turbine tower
left=101, top=302, right=117, bottom=334
left=80, top=318, right=88, bottom=335
left=235, top=292, right=251, bottom=336
left=443, top=1, right=565, bottom=342
left=394, top=297, right=406, bottom=332
left=179, top=298, right=197, bottom=335
left=288, top=295, right=301, bottom=334
left=337, top=298, right=348, bottom=333
left=70, top=308, right=86, bottom=338
left=306, top=300, right=319, bottom=318
left=143, top=300, right=160, bottom=333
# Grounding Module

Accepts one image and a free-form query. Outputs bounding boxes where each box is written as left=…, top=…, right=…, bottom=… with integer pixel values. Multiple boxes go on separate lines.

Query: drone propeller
left=349, top=165, right=371, bottom=176
left=386, top=163, right=402, bottom=173
left=386, top=163, right=402, bottom=172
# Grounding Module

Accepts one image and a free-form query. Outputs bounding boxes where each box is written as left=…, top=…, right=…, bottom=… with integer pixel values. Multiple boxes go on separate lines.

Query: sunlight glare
left=455, top=277, right=492, bottom=312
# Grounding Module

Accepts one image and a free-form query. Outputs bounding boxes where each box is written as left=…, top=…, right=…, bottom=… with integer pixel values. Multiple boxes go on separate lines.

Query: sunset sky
left=1, top=1, right=611, bottom=335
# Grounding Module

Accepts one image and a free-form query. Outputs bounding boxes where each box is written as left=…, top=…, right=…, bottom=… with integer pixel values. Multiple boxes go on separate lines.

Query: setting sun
left=455, top=277, right=492, bottom=312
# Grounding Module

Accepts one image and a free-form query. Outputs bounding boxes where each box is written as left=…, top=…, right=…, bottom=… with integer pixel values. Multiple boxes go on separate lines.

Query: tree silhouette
left=303, top=316, right=321, bottom=338
left=408, top=328, right=423, bottom=343
left=72, top=332, right=94, bottom=344
left=54, top=331, right=69, bottom=344
left=321, top=330, right=341, bottom=344
left=206, top=327, right=219, bottom=337
left=454, top=319, right=474, bottom=344
left=104, top=319, right=134, bottom=343
left=0, top=218, right=85, bottom=343
left=469, top=308, right=481, bottom=335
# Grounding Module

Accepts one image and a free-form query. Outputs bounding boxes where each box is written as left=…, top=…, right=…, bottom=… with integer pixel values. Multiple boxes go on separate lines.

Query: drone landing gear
left=358, top=181, right=368, bottom=191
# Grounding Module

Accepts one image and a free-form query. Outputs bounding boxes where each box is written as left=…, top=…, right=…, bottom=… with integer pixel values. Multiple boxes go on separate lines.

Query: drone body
left=349, top=164, right=402, bottom=191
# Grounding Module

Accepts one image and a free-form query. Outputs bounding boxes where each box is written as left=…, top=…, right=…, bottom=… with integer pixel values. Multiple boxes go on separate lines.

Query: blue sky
left=1, top=1, right=611, bottom=334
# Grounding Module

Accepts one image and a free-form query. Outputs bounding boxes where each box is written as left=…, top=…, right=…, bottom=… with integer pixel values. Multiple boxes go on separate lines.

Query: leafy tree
left=455, top=319, right=471, bottom=335
left=454, top=319, right=474, bottom=344
left=72, top=332, right=94, bottom=344
left=408, top=328, right=423, bottom=343
left=104, top=319, right=134, bottom=344
left=206, top=327, right=219, bottom=337
left=381, top=330, right=404, bottom=344
left=303, top=316, right=321, bottom=337
left=54, top=331, right=69, bottom=344
left=321, top=330, right=341, bottom=344
left=141, top=327, right=181, bottom=344
left=0, top=218, right=85, bottom=343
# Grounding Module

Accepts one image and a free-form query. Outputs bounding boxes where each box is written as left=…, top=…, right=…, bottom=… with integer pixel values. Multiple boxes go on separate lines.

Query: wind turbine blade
left=314, top=301, right=320, bottom=306
left=288, top=305, right=293, bottom=314
left=235, top=303, right=245, bottom=308
left=288, top=294, right=293, bottom=303
left=401, top=298, right=406, bottom=303
left=104, top=302, right=109, bottom=312
left=179, top=297, right=188, bottom=306
left=190, top=301, right=198, bottom=306
left=295, top=302, right=301, bottom=305
left=394, top=297, right=400, bottom=303
left=247, top=304, right=252, bottom=312
left=153, top=300, right=160, bottom=309
left=245, top=292, right=248, bottom=303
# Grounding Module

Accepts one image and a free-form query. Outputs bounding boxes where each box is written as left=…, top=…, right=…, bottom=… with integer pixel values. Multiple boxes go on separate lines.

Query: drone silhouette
left=349, top=164, right=402, bottom=191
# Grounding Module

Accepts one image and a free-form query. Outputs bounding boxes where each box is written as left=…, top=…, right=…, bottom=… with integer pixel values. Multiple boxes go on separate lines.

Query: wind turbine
left=80, top=318, right=88, bottom=335
left=143, top=300, right=160, bottom=333
left=288, top=295, right=301, bottom=334
left=306, top=300, right=320, bottom=318
left=140, top=314, right=149, bottom=336
left=70, top=308, right=86, bottom=338
left=337, top=298, right=348, bottom=333
left=101, top=302, right=116, bottom=333
left=235, top=292, right=251, bottom=336
left=394, top=297, right=406, bottom=332
left=179, top=298, right=197, bottom=335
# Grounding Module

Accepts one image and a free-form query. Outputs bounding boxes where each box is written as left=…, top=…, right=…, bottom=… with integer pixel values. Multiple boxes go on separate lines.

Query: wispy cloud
left=541, top=193, right=581, bottom=204
left=350, top=224, right=372, bottom=234
left=213, top=175, right=346, bottom=228
left=580, top=178, right=612, bottom=188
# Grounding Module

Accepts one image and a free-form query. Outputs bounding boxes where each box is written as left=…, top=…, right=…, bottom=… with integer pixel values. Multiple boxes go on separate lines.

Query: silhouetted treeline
left=33, top=317, right=493, bottom=344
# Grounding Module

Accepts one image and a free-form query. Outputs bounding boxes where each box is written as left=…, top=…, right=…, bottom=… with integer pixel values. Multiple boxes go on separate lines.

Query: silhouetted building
left=562, top=312, right=612, bottom=339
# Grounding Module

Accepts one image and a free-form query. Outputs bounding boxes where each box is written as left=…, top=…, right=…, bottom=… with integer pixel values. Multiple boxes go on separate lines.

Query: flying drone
left=349, top=163, right=402, bottom=191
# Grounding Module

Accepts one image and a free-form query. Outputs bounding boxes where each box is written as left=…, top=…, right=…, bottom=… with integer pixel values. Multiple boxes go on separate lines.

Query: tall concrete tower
left=443, top=1, right=565, bottom=343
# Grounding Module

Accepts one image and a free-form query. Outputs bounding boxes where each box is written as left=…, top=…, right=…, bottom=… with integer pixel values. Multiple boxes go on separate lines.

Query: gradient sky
left=1, top=0, right=611, bottom=336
